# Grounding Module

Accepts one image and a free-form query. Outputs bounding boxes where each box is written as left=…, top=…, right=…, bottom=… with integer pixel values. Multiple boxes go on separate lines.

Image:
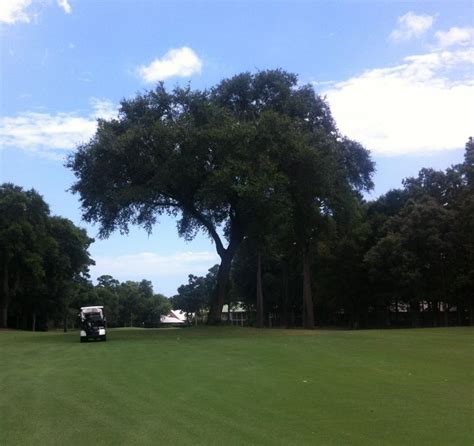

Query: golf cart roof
left=80, top=306, right=104, bottom=312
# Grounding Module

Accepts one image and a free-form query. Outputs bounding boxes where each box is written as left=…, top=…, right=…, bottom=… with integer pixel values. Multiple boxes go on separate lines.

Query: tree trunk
left=457, top=306, right=463, bottom=326
left=432, top=300, right=439, bottom=327
left=351, top=305, right=360, bottom=330
left=410, top=301, right=420, bottom=328
left=301, top=293, right=306, bottom=328
left=189, top=205, right=242, bottom=326
left=469, top=301, right=474, bottom=327
left=354, top=313, right=360, bottom=330
left=395, top=296, right=399, bottom=326
left=376, top=303, right=387, bottom=328
left=32, top=312, right=36, bottom=332
left=302, top=245, right=314, bottom=329
left=443, top=303, right=449, bottom=327
left=1, top=263, right=10, bottom=329
left=1, top=306, right=7, bottom=329
left=207, top=251, right=233, bottom=325
left=256, top=252, right=264, bottom=328
left=281, top=265, right=288, bottom=328
left=63, top=314, right=68, bottom=332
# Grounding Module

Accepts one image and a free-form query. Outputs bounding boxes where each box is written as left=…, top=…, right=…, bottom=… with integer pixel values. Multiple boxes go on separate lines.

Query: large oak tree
left=68, top=70, right=373, bottom=324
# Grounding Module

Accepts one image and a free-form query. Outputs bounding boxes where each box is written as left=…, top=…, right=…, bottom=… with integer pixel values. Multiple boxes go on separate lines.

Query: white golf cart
left=80, top=306, right=107, bottom=342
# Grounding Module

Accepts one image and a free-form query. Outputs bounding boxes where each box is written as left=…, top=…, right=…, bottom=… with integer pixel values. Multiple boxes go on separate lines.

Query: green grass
left=1, top=327, right=473, bottom=445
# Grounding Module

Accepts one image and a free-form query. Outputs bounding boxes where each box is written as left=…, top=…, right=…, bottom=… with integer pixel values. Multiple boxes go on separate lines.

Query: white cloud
left=311, top=80, right=336, bottom=87
left=90, top=98, right=118, bottom=121
left=324, top=48, right=474, bottom=156
left=0, top=0, right=71, bottom=24
left=57, top=0, right=71, bottom=14
left=0, top=98, right=118, bottom=160
left=91, top=251, right=219, bottom=284
left=0, top=0, right=33, bottom=24
left=435, top=27, right=474, bottom=48
left=138, top=47, right=203, bottom=83
left=389, top=12, right=434, bottom=42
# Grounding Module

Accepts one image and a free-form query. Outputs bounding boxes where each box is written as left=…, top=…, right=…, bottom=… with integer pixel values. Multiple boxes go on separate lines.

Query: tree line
left=173, top=137, right=473, bottom=328
left=78, top=276, right=170, bottom=328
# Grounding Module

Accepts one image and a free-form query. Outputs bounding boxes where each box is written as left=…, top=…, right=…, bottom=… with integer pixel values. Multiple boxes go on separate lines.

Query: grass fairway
left=0, top=327, right=472, bottom=445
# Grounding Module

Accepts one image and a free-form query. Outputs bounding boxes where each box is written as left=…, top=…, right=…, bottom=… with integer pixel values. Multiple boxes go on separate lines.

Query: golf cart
left=80, top=306, right=107, bottom=342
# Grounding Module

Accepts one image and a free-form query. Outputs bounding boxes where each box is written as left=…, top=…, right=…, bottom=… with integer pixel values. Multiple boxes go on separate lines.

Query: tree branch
left=185, top=205, right=226, bottom=257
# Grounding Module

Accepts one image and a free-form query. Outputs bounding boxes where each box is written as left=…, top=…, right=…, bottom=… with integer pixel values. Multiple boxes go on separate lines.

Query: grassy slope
left=0, top=327, right=472, bottom=446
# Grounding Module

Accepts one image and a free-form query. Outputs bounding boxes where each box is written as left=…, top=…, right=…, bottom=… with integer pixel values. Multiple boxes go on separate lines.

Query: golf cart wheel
left=80, top=338, right=86, bottom=343
left=101, top=335, right=107, bottom=342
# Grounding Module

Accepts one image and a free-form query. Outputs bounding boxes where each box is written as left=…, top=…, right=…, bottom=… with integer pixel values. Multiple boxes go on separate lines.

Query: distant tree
left=69, top=277, right=97, bottom=315
left=0, top=184, right=94, bottom=330
left=87, top=276, right=171, bottom=327
left=279, top=133, right=373, bottom=327
left=451, top=137, right=474, bottom=324
left=366, top=192, right=455, bottom=327
left=235, top=131, right=291, bottom=328
left=117, top=281, right=144, bottom=327
left=138, top=279, right=154, bottom=300
left=172, top=265, right=218, bottom=322
left=44, top=216, right=94, bottom=331
left=94, top=275, right=121, bottom=326
left=365, top=225, right=421, bottom=327
left=0, top=184, right=50, bottom=328
left=463, top=137, right=474, bottom=185
left=137, top=279, right=170, bottom=327
left=141, top=294, right=171, bottom=327
left=110, top=279, right=171, bottom=327
left=97, top=275, right=120, bottom=289
left=316, top=197, right=372, bottom=329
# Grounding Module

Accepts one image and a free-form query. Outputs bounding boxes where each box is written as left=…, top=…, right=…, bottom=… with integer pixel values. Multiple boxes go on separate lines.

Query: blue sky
left=1, top=0, right=473, bottom=296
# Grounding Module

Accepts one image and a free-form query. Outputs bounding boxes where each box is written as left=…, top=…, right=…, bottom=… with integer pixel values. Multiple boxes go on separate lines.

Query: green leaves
left=0, top=183, right=94, bottom=328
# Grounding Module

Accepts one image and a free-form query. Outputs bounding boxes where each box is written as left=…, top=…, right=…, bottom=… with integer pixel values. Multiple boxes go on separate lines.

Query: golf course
left=0, top=326, right=472, bottom=445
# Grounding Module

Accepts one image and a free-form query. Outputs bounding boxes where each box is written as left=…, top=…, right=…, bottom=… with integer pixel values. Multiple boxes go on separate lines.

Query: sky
left=1, top=0, right=473, bottom=296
